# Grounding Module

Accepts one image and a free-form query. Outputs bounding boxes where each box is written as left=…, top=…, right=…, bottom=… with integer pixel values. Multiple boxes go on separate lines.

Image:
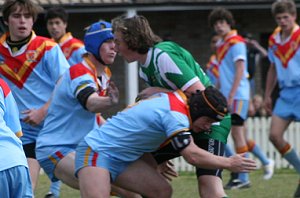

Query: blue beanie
left=84, top=21, right=114, bottom=60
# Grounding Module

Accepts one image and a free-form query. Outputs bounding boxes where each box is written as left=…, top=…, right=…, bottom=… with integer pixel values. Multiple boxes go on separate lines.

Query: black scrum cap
left=189, top=86, right=228, bottom=122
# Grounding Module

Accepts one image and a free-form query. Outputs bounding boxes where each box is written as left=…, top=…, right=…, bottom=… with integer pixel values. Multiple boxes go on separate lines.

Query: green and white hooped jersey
left=139, top=41, right=230, bottom=143
left=139, top=41, right=211, bottom=91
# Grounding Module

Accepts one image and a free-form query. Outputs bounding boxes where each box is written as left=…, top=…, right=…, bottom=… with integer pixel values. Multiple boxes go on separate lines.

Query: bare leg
left=78, top=166, right=111, bottom=198
left=54, top=152, right=79, bottom=189
left=269, top=115, right=291, bottom=150
left=115, top=159, right=172, bottom=198
left=231, top=125, right=247, bottom=150
left=198, top=175, right=226, bottom=198
left=27, top=158, right=40, bottom=192
left=56, top=152, right=141, bottom=197
left=111, top=185, right=142, bottom=198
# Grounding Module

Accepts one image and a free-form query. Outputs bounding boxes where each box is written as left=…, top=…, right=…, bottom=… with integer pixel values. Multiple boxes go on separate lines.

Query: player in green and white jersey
left=113, top=14, right=232, bottom=198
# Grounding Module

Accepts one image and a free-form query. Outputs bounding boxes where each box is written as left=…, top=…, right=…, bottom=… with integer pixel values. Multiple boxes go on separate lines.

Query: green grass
left=36, top=168, right=299, bottom=198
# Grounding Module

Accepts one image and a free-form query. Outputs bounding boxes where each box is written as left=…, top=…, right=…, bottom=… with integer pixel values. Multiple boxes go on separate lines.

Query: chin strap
left=96, top=56, right=107, bottom=66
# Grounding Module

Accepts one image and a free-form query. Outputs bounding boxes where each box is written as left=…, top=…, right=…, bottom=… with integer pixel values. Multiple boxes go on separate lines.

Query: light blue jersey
left=84, top=91, right=190, bottom=162
left=268, top=25, right=300, bottom=120
left=1, top=81, right=23, bottom=138
left=0, top=78, right=32, bottom=198
left=0, top=32, right=70, bottom=144
left=57, top=32, right=86, bottom=66
left=36, top=58, right=111, bottom=160
left=216, top=30, right=250, bottom=100
left=268, top=25, right=300, bottom=89
left=0, top=79, right=27, bottom=171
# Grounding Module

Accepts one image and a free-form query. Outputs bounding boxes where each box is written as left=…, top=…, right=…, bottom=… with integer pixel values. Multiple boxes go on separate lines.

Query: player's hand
left=228, top=154, right=257, bottom=173
left=248, top=100, right=255, bottom=117
left=22, top=108, right=46, bottom=126
left=263, top=96, right=272, bottom=115
left=137, top=87, right=170, bottom=100
left=108, top=81, right=119, bottom=105
left=157, top=160, right=178, bottom=181
left=227, top=95, right=234, bottom=107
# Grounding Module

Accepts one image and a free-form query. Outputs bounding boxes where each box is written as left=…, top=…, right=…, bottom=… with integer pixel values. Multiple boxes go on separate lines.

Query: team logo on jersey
left=291, top=41, right=298, bottom=51
left=26, top=50, right=38, bottom=62
left=63, top=47, right=71, bottom=58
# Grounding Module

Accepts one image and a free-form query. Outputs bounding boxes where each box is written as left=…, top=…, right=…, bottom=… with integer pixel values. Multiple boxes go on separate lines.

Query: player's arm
left=77, top=82, right=119, bottom=113
left=248, top=39, right=268, bottom=58
left=88, top=93, right=112, bottom=110
left=170, top=132, right=256, bottom=172
left=137, top=79, right=205, bottom=101
left=137, top=87, right=171, bottom=101
left=264, top=62, right=277, bottom=114
left=22, top=98, right=52, bottom=126
left=184, top=81, right=205, bottom=97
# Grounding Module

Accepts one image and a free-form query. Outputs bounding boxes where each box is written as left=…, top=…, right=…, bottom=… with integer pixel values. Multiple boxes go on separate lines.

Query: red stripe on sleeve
left=0, top=78, right=11, bottom=97
left=70, top=64, right=92, bottom=80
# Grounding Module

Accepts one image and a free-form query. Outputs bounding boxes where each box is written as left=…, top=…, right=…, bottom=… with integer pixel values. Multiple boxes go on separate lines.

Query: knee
left=200, top=190, right=225, bottom=198
left=269, top=133, right=279, bottom=144
left=198, top=177, right=225, bottom=198
left=81, top=187, right=110, bottom=198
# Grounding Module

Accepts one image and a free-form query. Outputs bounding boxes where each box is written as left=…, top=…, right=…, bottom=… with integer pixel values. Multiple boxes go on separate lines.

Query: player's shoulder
left=31, top=36, right=58, bottom=49
left=70, top=37, right=84, bottom=45
left=69, top=63, right=93, bottom=80
left=167, top=91, right=189, bottom=116
left=34, top=35, right=55, bottom=43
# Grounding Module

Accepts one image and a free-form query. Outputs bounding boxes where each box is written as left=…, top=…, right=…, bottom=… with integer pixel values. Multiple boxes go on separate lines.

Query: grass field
left=36, top=168, right=298, bottom=198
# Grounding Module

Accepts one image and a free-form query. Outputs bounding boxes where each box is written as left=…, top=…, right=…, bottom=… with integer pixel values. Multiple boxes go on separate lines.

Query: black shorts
left=152, top=138, right=225, bottom=178
left=231, top=113, right=245, bottom=126
left=23, top=142, right=36, bottom=159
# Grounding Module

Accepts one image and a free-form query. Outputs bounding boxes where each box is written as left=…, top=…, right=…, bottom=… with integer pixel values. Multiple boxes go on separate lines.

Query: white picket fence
left=173, top=117, right=300, bottom=172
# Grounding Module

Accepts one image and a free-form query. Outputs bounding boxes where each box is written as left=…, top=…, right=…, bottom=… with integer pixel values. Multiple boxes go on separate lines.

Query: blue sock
left=49, top=180, right=61, bottom=197
left=225, top=144, right=235, bottom=157
left=283, top=148, right=300, bottom=174
left=250, top=144, right=269, bottom=165
left=238, top=152, right=249, bottom=183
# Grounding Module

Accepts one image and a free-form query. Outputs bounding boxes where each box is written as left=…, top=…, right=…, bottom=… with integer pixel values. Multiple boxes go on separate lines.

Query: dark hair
left=271, top=0, right=296, bottom=17
left=45, top=7, right=68, bottom=23
left=189, top=86, right=228, bottom=122
left=112, top=14, right=162, bottom=54
left=2, top=0, right=43, bottom=23
left=208, top=7, right=235, bottom=29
